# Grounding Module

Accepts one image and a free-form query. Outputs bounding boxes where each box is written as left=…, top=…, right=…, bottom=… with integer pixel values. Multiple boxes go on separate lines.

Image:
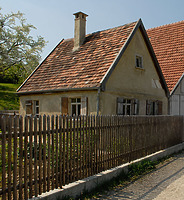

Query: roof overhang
left=17, top=86, right=99, bottom=96
left=17, top=39, right=65, bottom=94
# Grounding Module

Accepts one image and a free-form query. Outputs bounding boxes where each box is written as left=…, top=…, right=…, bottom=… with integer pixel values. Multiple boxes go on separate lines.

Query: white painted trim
left=170, top=72, right=184, bottom=96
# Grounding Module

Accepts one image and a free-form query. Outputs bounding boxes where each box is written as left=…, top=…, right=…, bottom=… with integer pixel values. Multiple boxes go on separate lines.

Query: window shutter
left=26, top=100, right=33, bottom=115
left=61, top=97, right=68, bottom=115
left=117, top=97, right=123, bottom=115
left=131, top=100, right=134, bottom=115
left=146, top=100, right=151, bottom=115
left=158, top=101, right=162, bottom=115
left=81, top=97, right=88, bottom=115
left=133, top=99, right=139, bottom=115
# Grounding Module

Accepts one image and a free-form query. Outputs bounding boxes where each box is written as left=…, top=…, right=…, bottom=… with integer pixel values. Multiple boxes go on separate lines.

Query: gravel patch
left=92, top=151, right=184, bottom=200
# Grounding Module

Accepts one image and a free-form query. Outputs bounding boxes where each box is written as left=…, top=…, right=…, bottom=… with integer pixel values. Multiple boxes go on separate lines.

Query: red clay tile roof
left=147, top=21, right=184, bottom=93
left=17, top=21, right=137, bottom=94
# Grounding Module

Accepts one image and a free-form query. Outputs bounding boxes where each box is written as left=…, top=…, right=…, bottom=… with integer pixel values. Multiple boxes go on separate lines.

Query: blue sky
left=1, top=0, right=184, bottom=60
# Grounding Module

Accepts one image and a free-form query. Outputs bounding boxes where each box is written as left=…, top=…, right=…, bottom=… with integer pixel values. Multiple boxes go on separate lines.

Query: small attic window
left=136, top=55, right=143, bottom=69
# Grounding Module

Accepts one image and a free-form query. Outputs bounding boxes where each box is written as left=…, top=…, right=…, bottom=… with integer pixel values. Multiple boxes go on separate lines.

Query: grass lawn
left=0, top=83, right=20, bottom=110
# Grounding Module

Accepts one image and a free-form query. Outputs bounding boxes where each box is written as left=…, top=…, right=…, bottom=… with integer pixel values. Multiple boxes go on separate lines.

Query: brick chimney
left=73, top=12, right=88, bottom=51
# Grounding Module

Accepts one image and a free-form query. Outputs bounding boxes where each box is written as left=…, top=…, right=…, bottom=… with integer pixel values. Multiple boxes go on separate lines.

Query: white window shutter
left=117, top=97, right=124, bottom=115
left=81, top=97, right=88, bottom=115
left=135, top=99, right=139, bottom=115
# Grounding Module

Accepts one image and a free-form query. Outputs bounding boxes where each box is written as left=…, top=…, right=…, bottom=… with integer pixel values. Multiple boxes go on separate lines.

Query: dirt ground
left=93, top=150, right=184, bottom=200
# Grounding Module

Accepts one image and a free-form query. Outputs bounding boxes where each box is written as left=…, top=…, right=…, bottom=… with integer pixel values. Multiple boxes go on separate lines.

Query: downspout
left=168, top=95, right=171, bottom=115
left=97, top=88, right=101, bottom=116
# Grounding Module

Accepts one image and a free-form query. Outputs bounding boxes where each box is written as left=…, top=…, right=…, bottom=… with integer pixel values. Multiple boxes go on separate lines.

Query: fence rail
left=0, top=110, right=19, bottom=115
left=0, top=115, right=183, bottom=200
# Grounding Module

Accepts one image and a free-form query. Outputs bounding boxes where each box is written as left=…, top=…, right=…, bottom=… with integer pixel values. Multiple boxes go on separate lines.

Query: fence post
left=13, top=115, right=18, bottom=200
left=8, top=116, right=12, bottom=200
left=62, top=115, right=65, bottom=187
left=69, top=115, right=73, bottom=182
left=29, top=116, right=33, bottom=198
left=51, top=115, right=55, bottom=190
left=34, top=115, right=38, bottom=196
left=47, top=115, right=51, bottom=192
left=24, top=116, right=28, bottom=199
left=55, top=115, right=59, bottom=189
left=1, top=116, right=6, bottom=200
left=19, top=115, right=23, bottom=200
left=38, top=115, right=42, bottom=195
left=66, top=115, right=69, bottom=184
left=96, top=115, right=99, bottom=173
left=43, top=114, right=47, bottom=193
left=129, top=116, right=133, bottom=162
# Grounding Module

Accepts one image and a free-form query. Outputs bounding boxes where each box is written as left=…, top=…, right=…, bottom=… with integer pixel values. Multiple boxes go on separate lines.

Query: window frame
left=135, top=55, right=143, bottom=69
left=71, top=98, right=81, bottom=116
left=34, top=100, right=39, bottom=117
left=25, top=100, right=39, bottom=116
left=146, top=100, right=162, bottom=115
left=123, top=99, right=132, bottom=115
left=117, top=98, right=139, bottom=116
left=25, top=100, right=32, bottom=115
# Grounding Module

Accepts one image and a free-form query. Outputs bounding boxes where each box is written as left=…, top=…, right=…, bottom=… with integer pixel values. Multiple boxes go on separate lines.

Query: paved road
left=93, top=151, right=184, bottom=200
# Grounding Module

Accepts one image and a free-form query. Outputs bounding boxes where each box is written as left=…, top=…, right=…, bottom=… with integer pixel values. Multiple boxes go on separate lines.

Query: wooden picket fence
left=0, top=115, right=183, bottom=200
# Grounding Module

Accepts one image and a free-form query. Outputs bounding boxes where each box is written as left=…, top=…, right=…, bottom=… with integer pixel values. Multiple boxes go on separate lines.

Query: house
left=147, top=21, right=184, bottom=115
left=17, top=12, right=169, bottom=116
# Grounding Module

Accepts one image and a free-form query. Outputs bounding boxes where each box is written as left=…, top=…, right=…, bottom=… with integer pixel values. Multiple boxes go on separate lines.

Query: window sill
left=135, top=66, right=145, bottom=71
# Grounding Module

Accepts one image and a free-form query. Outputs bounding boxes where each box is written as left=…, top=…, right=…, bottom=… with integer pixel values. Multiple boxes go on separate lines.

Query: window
left=136, top=55, right=143, bottom=69
left=146, top=100, right=162, bottom=115
left=35, top=101, right=39, bottom=117
left=26, top=100, right=32, bottom=115
left=117, top=98, right=139, bottom=115
left=71, top=98, right=81, bottom=116
left=123, top=99, right=132, bottom=115
left=25, top=100, right=39, bottom=116
left=61, top=97, right=88, bottom=116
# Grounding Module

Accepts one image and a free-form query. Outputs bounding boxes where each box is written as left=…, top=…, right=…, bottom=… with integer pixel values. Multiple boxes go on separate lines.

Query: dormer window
left=136, top=55, right=143, bottom=69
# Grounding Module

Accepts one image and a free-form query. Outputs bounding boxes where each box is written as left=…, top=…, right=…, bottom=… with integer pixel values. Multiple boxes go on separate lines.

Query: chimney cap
left=73, top=11, right=88, bottom=18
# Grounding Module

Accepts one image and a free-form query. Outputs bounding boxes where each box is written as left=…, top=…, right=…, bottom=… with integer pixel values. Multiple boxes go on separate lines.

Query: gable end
left=100, top=19, right=169, bottom=97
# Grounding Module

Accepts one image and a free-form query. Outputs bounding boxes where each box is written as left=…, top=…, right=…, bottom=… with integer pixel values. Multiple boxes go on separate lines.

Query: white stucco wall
left=170, top=76, right=184, bottom=115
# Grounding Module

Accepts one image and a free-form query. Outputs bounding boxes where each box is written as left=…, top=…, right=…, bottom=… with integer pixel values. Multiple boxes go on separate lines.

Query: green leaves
left=0, top=8, right=47, bottom=83
left=128, top=160, right=156, bottom=178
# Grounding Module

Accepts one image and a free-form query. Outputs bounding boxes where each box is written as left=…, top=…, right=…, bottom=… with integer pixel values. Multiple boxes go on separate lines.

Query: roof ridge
left=61, top=21, right=137, bottom=42
left=147, top=20, right=184, bottom=31
left=86, top=20, right=137, bottom=37
left=62, top=38, right=73, bottom=42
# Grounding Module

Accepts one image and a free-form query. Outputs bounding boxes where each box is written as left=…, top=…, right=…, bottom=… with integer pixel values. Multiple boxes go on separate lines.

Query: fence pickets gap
left=0, top=114, right=183, bottom=200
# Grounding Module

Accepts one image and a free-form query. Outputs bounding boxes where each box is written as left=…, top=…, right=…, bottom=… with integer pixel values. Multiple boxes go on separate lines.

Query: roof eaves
left=16, top=38, right=65, bottom=93
left=100, top=19, right=141, bottom=90
left=17, top=86, right=99, bottom=96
